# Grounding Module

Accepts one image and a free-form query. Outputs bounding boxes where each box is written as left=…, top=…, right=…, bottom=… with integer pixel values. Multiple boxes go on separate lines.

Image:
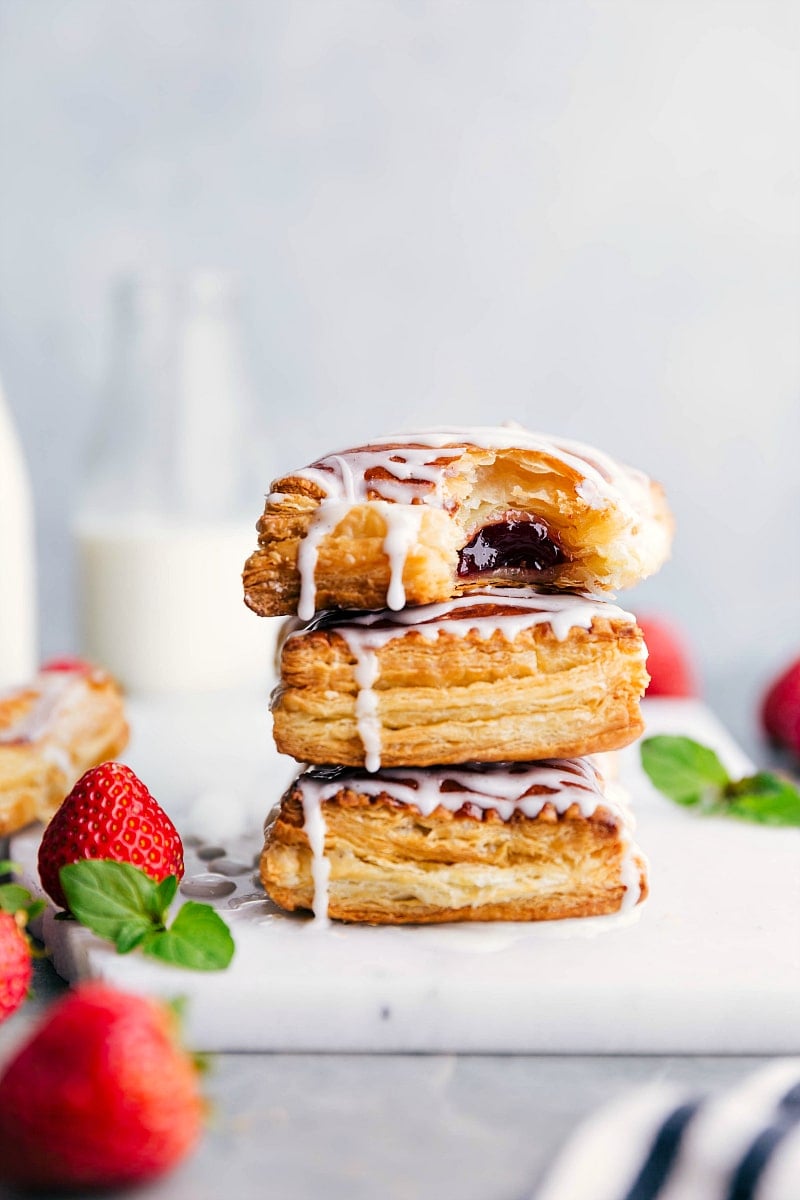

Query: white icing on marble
left=294, top=760, right=639, bottom=922
left=292, top=589, right=637, bottom=770
left=0, top=670, right=86, bottom=746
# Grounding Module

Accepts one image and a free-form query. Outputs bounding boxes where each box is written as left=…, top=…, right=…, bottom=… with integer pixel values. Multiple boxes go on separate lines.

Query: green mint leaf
left=115, top=921, right=151, bottom=954
left=640, top=736, right=730, bottom=807
left=59, top=860, right=165, bottom=946
left=723, top=771, right=800, bottom=827
left=0, top=884, right=36, bottom=914
left=0, top=860, right=22, bottom=878
left=26, top=899, right=46, bottom=921
left=155, top=875, right=178, bottom=909
left=143, top=901, right=235, bottom=972
left=58, top=861, right=234, bottom=972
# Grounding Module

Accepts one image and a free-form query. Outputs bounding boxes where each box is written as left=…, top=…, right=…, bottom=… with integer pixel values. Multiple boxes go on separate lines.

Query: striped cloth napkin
left=535, top=1061, right=800, bottom=1200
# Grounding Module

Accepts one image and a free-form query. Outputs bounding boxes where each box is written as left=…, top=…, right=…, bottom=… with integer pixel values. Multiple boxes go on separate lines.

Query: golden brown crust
left=272, top=615, right=648, bottom=766
left=260, top=783, right=649, bottom=925
left=243, top=440, right=673, bottom=617
left=244, top=497, right=458, bottom=616
left=0, top=670, right=129, bottom=835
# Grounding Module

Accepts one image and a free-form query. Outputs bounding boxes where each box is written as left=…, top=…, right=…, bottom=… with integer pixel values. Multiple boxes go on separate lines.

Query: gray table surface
left=0, top=684, right=792, bottom=1200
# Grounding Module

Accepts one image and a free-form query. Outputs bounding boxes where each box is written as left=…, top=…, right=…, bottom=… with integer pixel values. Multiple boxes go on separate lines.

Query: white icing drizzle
left=295, top=499, right=424, bottom=621
left=294, top=759, right=640, bottom=921
left=352, top=649, right=381, bottom=773
left=381, top=505, right=425, bottom=611
left=303, top=758, right=613, bottom=820
left=0, top=670, right=86, bottom=746
left=302, top=789, right=332, bottom=928
left=292, top=445, right=463, bottom=506
left=296, top=500, right=352, bottom=622
left=617, top=831, right=644, bottom=913
left=284, top=425, right=656, bottom=618
left=290, top=589, right=637, bottom=771
left=290, top=425, right=652, bottom=515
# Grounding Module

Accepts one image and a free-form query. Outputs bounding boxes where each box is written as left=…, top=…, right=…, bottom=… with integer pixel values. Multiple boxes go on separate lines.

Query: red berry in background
left=0, top=983, right=204, bottom=1191
left=762, top=657, right=800, bottom=757
left=0, top=911, right=32, bottom=1024
left=38, top=762, right=184, bottom=910
left=40, top=656, right=93, bottom=673
left=637, top=615, right=699, bottom=698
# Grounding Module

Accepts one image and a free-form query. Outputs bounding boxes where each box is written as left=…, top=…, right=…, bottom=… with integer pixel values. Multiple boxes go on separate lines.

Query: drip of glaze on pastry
left=302, top=786, right=332, bottom=929
left=296, top=500, right=424, bottom=621
left=279, top=425, right=656, bottom=618
left=0, top=669, right=89, bottom=747
left=456, top=516, right=566, bottom=582
left=293, top=759, right=641, bottom=922
left=290, top=589, right=639, bottom=772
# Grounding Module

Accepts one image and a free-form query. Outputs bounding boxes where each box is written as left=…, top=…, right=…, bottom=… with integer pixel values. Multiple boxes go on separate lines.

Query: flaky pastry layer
left=273, top=608, right=648, bottom=766
left=261, top=770, right=648, bottom=925
left=0, top=667, right=129, bottom=835
left=243, top=430, right=672, bottom=617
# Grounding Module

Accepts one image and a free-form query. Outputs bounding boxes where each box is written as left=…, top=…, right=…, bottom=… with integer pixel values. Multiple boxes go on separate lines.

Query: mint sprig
left=0, top=861, right=45, bottom=921
left=59, top=860, right=235, bottom=971
left=641, top=736, right=800, bottom=826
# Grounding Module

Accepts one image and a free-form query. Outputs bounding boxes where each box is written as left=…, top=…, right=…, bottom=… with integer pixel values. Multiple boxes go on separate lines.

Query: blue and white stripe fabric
left=535, top=1061, right=800, bottom=1200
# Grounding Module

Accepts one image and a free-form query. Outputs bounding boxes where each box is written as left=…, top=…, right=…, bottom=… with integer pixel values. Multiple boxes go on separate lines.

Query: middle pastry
left=272, top=587, right=648, bottom=769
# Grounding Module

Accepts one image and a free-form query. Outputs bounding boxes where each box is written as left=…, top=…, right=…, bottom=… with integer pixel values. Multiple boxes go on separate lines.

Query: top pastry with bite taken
left=243, top=426, right=672, bottom=619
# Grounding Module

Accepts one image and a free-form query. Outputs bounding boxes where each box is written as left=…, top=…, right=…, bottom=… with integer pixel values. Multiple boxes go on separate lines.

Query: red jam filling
left=456, top=517, right=566, bottom=581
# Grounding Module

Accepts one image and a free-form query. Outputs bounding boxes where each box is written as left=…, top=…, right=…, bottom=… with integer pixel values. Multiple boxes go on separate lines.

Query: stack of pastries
left=244, top=426, right=672, bottom=925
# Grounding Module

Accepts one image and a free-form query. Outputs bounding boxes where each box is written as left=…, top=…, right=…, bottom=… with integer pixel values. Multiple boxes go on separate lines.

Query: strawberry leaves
left=59, top=861, right=235, bottom=971
left=641, top=736, right=800, bottom=826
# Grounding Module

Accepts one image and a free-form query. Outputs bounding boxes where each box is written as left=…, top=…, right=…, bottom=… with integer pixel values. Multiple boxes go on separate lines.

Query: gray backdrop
left=1, top=0, right=798, bottom=745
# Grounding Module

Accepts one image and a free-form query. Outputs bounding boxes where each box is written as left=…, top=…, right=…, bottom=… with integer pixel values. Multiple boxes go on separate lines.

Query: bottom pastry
left=260, top=759, right=648, bottom=925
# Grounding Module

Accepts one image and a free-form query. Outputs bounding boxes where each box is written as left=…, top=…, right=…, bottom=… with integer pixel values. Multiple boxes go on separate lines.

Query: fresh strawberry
left=637, top=615, right=699, bottom=698
left=0, top=982, right=204, bottom=1190
left=762, top=657, right=800, bottom=756
left=38, top=762, right=184, bottom=910
left=40, top=656, right=93, bottom=673
left=0, top=911, right=32, bottom=1023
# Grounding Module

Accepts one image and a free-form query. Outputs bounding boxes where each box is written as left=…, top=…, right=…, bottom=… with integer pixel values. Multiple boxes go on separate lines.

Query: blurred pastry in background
left=0, top=660, right=128, bottom=834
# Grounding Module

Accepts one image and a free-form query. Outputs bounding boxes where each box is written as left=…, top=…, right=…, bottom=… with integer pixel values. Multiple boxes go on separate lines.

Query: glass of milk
left=75, top=272, right=275, bottom=693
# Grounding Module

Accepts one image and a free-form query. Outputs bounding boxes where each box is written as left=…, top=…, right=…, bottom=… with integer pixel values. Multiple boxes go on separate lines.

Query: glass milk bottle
left=74, top=272, right=273, bottom=693
left=0, top=373, right=37, bottom=687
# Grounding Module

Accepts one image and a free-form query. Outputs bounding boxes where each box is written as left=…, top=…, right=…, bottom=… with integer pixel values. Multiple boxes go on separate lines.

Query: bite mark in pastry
left=261, top=758, right=648, bottom=925
left=272, top=589, right=649, bottom=769
left=0, top=663, right=129, bottom=835
left=243, top=426, right=673, bottom=619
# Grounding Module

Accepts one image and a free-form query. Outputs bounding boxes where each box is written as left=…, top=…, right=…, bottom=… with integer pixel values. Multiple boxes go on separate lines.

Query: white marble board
left=11, top=697, right=800, bottom=1054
